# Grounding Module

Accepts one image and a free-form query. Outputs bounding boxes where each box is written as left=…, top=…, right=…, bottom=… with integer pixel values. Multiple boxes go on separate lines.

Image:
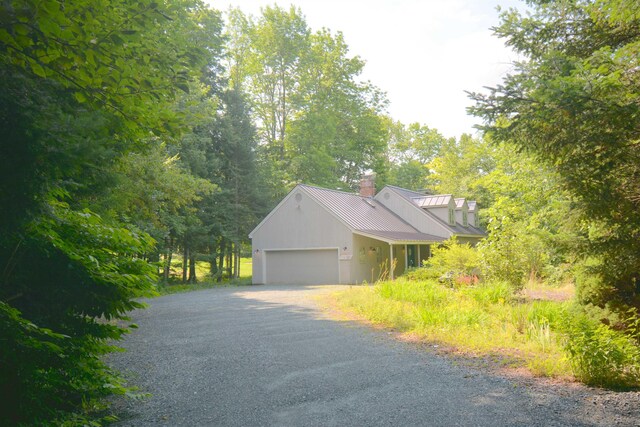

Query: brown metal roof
left=301, top=185, right=438, bottom=242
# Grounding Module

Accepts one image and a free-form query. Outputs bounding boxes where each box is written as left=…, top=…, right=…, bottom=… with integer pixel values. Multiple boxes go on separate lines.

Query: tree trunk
left=217, top=239, right=225, bottom=283
left=163, top=240, right=173, bottom=282
left=210, top=238, right=219, bottom=278
left=236, top=252, right=240, bottom=279
left=226, top=241, right=232, bottom=278
left=182, top=245, right=188, bottom=283
left=233, top=244, right=240, bottom=279
left=188, top=252, right=197, bottom=284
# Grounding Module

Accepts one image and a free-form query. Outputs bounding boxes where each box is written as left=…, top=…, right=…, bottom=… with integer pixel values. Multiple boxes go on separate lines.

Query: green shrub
left=573, top=256, right=617, bottom=307
left=425, top=237, right=481, bottom=283
left=478, top=218, right=550, bottom=291
left=562, top=309, right=640, bottom=388
left=404, top=267, right=439, bottom=281
left=465, top=281, right=513, bottom=305
left=1, top=201, right=156, bottom=425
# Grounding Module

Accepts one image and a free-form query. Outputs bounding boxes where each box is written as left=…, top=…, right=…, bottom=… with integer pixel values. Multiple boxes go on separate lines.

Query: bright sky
left=209, top=0, right=526, bottom=139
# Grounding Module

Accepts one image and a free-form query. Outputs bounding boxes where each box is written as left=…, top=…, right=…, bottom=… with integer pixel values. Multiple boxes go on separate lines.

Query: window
left=475, top=214, right=480, bottom=228
left=463, top=210, right=468, bottom=226
left=448, top=208, right=455, bottom=225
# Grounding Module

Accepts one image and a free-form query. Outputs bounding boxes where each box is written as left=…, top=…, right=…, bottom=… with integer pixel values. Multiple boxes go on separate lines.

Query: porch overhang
left=353, top=229, right=444, bottom=245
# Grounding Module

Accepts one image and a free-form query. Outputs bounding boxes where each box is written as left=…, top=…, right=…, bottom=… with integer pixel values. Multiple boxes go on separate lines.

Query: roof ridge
left=298, top=183, right=361, bottom=197
left=412, top=193, right=453, bottom=198
left=383, top=185, right=425, bottom=197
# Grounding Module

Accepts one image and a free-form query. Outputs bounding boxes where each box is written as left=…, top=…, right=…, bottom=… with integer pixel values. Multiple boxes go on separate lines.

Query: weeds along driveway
left=109, top=284, right=639, bottom=427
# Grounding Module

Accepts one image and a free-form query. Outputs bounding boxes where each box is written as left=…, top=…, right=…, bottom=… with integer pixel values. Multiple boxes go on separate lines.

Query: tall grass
left=334, top=279, right=640, bottom=387
left=334, top=279, right=571, bottom=377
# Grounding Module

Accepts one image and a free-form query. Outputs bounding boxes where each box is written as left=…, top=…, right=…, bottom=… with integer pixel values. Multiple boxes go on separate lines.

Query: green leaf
left=31, top=62, right=47, bottom=78
left=74, top=92, right=87, bottom=103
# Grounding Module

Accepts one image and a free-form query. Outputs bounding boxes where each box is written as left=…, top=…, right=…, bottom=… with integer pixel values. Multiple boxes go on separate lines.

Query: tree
left=227, top=7, right=389, bottom=199
left=287, top=29, right=388, bottom=190
left=426, top=134, right=574, bottom=289
left=386, top=121, right=451, bottom=191
left=0, top=0, right=223, bottom=423
left=468, top=0, right=640, bottom=308
left=244, top=5, right=309, bottom=157
left=475, top=144, right=574, bottom=288
left=428, top=134, right=496, bottom=204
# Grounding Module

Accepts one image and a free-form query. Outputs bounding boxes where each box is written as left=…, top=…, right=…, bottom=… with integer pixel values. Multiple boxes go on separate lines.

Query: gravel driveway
left=108, top=284, right=639, bottom=426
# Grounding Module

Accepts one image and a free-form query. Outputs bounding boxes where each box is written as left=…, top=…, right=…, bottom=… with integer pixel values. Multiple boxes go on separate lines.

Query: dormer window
left=448, top=208, right=455, bottom=225
left=475, top=214, right=479, bottom=228
left=463, top=210, right=468, bottom=226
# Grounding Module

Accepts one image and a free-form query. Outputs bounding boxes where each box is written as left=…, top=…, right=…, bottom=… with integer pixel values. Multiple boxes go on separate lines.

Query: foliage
left=0, top=0, right=222, bottom=423
left=427, top=136, right=575, bottom=290
left=428, top=134, right=496, bottom=203
left=0, top=0, right=221, bottom=135
left=227, top=6, right=388, bottom=197
left=469, top=0, right=640, bottom=309
left=404, top=267, right=437, bottom=282
left=572, top=256, right=616, bottom=307
left=0, top=199, right=156, bottom=424
left=386, top=121, right=450, bottom=190
left=562, top=307, right=640, bottom=388
left=424, top=238, right=482, bottom=285
left=332, top=279, right=571, bottom=378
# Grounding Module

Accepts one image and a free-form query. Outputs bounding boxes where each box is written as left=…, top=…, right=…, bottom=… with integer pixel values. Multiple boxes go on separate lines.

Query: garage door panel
left=265, top=249, right=338, bottom=285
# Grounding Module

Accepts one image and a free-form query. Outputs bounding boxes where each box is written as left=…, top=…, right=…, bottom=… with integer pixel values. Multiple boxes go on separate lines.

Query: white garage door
left=265, top=249, right=339, bottom=285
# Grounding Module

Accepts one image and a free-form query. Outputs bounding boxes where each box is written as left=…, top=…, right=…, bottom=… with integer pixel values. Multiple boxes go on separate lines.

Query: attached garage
left=264, top=248, right=339, bottom=285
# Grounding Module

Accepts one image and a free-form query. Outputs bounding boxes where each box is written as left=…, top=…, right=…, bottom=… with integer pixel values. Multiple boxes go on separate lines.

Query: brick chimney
left=359, top=173, right=376, bottom=198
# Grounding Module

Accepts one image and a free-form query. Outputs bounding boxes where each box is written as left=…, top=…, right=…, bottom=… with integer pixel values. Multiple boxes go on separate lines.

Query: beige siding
left=428, top=206, right=450, bottom=224
left=351, top=235, right=391, bottom=283
left=375, top=188, right=451, bottom=238
left=251, top=188, right=352, bottom=284
left=391, top=244, right=407, bottom=278
left=468, top=211, right=477, bottom=227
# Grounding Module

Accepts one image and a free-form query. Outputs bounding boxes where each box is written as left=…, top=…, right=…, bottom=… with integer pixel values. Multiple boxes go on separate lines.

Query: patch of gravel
left=107, top=284, right=640, bottom=426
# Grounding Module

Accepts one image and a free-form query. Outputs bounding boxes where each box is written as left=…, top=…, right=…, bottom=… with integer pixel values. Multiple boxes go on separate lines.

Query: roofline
left=380, top=186, right=455, bottom=236
left=249, top=184, right=361, bottom=239
left=248, top=185, right=300, bottom=238
left=454, top=199, right=469, bottom=210
left=297, top=185, right=359, bottom=233
left=298, top=184, right=429, bottom=237
left=384, top=184, right=425, bottom=197
left=381, top=186, right=487, bottom=237
left=353, top=230, right=443, bottom=245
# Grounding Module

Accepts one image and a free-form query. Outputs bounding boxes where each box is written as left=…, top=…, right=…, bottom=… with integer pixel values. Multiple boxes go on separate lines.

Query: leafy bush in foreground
left=562, top=308, right=640, bottom=388
left=422, top=238, right=481, bottom=285
left=0, top=201, right=156, bottom=425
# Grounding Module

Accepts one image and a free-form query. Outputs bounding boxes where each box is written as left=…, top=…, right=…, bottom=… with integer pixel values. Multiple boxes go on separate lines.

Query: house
left=249, top=175, right=484, bottom=285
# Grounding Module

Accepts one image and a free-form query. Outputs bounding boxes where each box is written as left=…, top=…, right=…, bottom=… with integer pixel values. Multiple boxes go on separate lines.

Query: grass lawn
left=157, top=256, right=253, bottom=296
left=328, top=278, right=574, bottom=379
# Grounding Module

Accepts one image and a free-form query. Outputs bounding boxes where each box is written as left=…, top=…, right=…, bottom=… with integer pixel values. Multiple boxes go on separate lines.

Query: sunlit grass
left=332, top=278, right=573, bottom=378
left=157, top=257, right=253, bottom=295
left=157, top=276, right=252, bottom=295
